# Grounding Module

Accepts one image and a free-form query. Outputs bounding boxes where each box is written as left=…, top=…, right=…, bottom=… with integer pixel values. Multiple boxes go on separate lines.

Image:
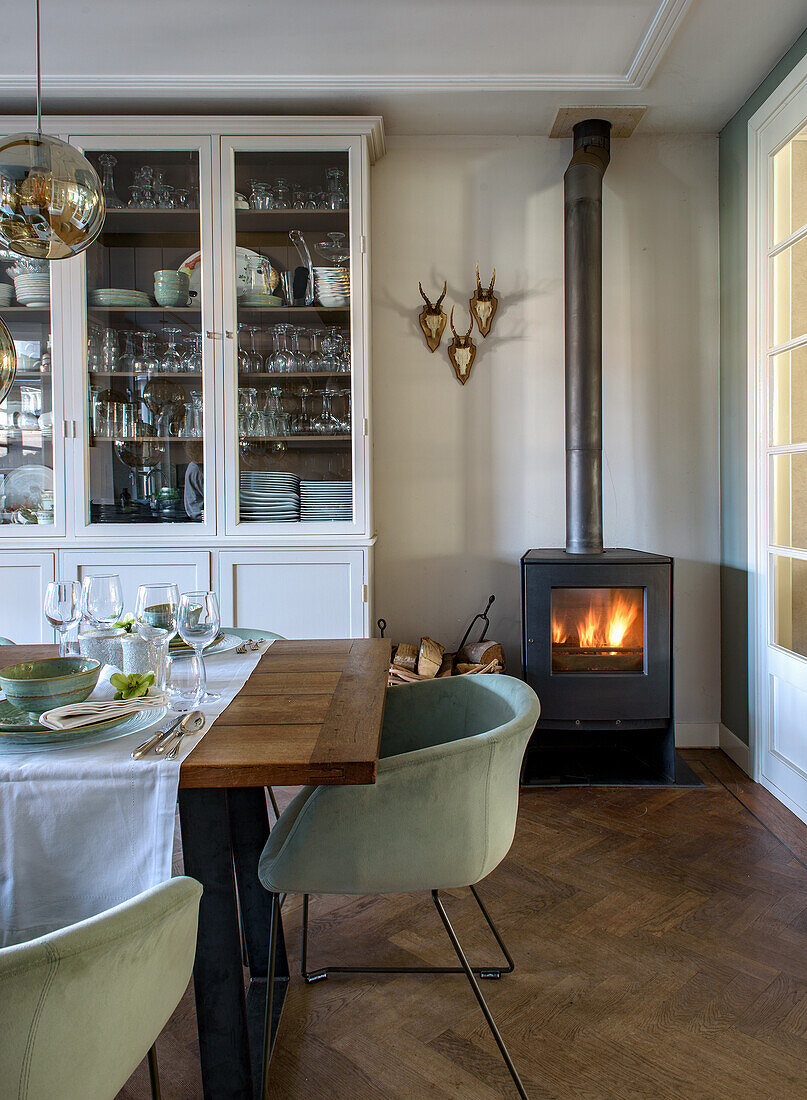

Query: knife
left=131, top=714, right=184, bottom=760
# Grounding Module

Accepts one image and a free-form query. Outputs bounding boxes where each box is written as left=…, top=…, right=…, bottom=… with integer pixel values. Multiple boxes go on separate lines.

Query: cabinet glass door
left=75, top=139, right=214, bottom=532
left=0, top=255, right=61, bottom=532
left=222, top=140, right=364, bottom=533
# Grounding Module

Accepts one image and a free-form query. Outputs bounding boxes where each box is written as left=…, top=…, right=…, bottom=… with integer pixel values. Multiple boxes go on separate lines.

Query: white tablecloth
left=0, top=641, right=269, bottom=946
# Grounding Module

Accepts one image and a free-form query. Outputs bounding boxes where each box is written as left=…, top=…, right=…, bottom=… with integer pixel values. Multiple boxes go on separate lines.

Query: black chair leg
left=147, top=1044, right=162, bottom=1100
left=261, top=891, right=281, bottom=1100
left=432, top=890, right=529, bottom=1099
left=300, top=885, right=514, bottom=982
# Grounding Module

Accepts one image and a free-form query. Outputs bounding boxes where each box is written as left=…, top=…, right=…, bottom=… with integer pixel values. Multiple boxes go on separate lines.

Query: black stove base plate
left=521, top=746, right=702, bottom=788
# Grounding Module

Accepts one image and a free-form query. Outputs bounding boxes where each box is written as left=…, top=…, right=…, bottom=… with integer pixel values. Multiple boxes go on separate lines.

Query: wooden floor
left=118, top=750, right=807, bottom=1099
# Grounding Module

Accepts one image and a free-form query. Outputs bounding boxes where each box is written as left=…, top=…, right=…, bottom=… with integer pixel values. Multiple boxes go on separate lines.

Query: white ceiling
left=0, top=0, right=804, bottom=134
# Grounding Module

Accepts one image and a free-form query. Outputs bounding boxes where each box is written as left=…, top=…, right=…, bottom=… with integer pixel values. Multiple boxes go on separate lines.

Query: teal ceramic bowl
left=0, top=657, right=102, bottom=716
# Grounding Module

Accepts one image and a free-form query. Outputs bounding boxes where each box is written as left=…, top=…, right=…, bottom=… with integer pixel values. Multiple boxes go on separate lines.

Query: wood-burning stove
left=521, top=549, right=674, bottom=782
left=519, top=119, right=680, bottom=784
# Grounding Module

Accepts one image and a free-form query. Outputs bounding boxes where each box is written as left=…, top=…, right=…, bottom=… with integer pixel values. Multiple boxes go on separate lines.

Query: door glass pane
left=0, top=269, right=54, bottom=526
left=770, top=344, right=807, bottom=444
left=231, top=149, right=352, bottom=525
left=771, top=235, right=807, bottom=347
left=771, top=452, right=807, bottom=549
left=83, top=149, right=205, bottom=524
left=772, top=554, right=807, bottom=659
left=551, top=587, right=645, bottom=673
left=772, top=127, right=807, bottom=245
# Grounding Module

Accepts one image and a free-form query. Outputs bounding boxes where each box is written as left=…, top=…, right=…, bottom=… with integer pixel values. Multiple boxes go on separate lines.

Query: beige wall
left=369, top=133, right=720, bottom=732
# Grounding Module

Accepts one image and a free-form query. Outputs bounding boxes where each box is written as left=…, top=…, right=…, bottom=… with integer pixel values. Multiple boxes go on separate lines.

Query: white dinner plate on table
left=168, top=631, right=243, bottom=660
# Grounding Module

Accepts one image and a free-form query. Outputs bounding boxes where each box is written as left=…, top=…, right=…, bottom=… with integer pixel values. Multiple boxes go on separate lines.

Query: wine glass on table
left=134, top=583, right=180, bottom=690
left=178, top=591, right=221, bottom=703
left=44, top=581, right=82, bottom=656
left=81, top=574, right=124, bottom=629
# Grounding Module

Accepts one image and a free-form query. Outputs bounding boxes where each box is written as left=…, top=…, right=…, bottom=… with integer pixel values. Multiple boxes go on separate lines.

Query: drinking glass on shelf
left=248, top=326, right=263, bottom=372
left=161, top=328, right=183, bottom=373
left=44, top=580, right=82, bottom=657
left=102, top=328, right=120, bottom=371
left=81, top=574, right=124, bottom=629
left=181, top=333, right=203, bottom=373
left=185, top=391, right=204, bottom=437
left=237, top=323, right=253, bottom=373
left=164, top=653, right=203, bottom=712
left=312, top=388, right=341, bottom=435
left=134, top=582, right=180, bottom=689
left=273, top=178, right=291, bottom=209
left=121, top=331, right=138, bottom=373
left=264, top=386, right=290, bottom=435
left=292, top=385, right=313, bottom=434
left=174, top=188, right=190, bottom=208
left=178, top=591, right=221, bottom=703
left=140, top=331, right=161, bottom=374
left=271, top=325, right=295, bottom=373
left=337, top=388, right=352, bottom=433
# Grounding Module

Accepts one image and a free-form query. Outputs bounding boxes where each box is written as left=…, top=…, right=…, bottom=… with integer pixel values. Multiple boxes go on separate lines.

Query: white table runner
left=0, top=641, right=270, bottom=946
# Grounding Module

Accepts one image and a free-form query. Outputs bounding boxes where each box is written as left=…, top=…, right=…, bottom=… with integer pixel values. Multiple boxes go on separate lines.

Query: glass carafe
left=98, top=154, right=125, bottom=209
left=184, top=391, right=204, bottom=438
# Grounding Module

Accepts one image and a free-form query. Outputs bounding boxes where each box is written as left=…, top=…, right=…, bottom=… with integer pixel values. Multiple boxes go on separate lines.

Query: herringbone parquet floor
left=118, top=750, right=807, bottom=1099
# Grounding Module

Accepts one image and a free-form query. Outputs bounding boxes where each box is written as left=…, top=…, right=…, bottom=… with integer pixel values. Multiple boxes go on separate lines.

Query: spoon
left=131, top=713, right=184, bottom=759
left=165, top=710, right=206, bottom=760
left=154, top=710, right=204, bottom=756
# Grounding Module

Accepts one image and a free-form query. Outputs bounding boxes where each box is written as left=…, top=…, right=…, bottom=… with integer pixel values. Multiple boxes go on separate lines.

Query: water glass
left=44, top=580, right=82, bottom=656
left=178, top=591, right=221, bottom=702
left=164, top=653, right=203, bottom=712
left=81, top=574, right=124, bottom=629
left=135, top=583, right=179, bottom=639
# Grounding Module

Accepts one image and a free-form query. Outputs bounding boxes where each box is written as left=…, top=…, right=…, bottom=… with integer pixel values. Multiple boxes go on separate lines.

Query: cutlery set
left=131, top=710, right=204, bottom=759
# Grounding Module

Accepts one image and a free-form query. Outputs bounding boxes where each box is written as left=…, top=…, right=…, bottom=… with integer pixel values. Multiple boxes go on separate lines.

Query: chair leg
left=266, top=786, right=280, bottom=821
left=300, top=885, right=514, bottom=983
left=147, top=1044, right=162, bottom=1100
left=261, top=892, right=281, bottom=1100
left=432, top=890, right=529, bottom=1099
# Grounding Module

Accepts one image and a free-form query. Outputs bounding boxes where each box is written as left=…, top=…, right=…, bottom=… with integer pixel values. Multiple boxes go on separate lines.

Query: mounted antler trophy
left=447, top=307, right=477, bottom=385
left=469, top=264, right=497, bottom=336
left=417, top=281, right=447, bottom=351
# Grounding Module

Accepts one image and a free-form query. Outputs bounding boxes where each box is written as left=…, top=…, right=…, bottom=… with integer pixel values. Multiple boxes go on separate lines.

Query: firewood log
left=456, top=641, right=505, bottom=672
left=391, top=642, right=418, bottom=672
left=417, top=636, right=445, bottom=679
left=455, top=659, right=502, bottom=675
left=437, top=654, right=454, bottom=677
left=388, top=665, right=430, bottom=684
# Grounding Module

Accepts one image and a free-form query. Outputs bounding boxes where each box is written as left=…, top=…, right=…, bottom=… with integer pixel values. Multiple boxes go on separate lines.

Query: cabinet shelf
left=238, top=371, right=349, bottom=380
left=87, top=305, right=201, bottom=314
left=241, top=435, right=351, bottom=446
left=236, top=305, right=348, bottom=314
left=235, top=209, right=348, bottom=232
left=89, top=371, right=202, bottom=379
left=100, top=209, right=200, bottom=234
left=0, top=307, right=50, bottom=317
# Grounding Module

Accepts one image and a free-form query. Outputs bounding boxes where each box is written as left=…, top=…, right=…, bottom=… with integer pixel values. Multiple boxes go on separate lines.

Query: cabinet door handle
left=206, top=330, right=221, bottom=340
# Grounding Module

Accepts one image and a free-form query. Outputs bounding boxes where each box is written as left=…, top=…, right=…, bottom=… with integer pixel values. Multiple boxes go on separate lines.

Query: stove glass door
left=551, top=587, right=645, bottom=673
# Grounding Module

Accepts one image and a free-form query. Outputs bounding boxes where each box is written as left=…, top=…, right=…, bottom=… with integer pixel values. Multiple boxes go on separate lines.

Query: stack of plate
left=240, top=293, right=283, bottom=308
left=313, top=267, right=350, bottom=307
left=89, top=288, right=153, bottom=308
left=300, top=480, right=352, bottom=521
left=0, top=283, right=14, bottom=306
left=239, top=471, right=300, bottom=522
left=13, top=273, right=50, bottom=307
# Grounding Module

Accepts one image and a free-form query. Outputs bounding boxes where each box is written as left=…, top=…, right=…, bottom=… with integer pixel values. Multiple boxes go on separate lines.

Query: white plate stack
left=239, top=471, right=300, bottom=522
left=13, top=273, right=50, bottom=307
left=0, top=283, right=14, bottom=306
left=89, top=288, right=153, bottom=308
left=313, top=267, right=349, bottom=307
left=300, top=480, right=352, bottom=521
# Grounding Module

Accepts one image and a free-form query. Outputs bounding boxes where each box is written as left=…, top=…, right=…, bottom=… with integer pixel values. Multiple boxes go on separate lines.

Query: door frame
left=748, top=51, right=807, bottom=814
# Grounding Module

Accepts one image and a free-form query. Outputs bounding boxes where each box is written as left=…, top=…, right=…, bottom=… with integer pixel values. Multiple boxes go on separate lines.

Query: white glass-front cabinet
left=0, top=116, right=384, bottom=642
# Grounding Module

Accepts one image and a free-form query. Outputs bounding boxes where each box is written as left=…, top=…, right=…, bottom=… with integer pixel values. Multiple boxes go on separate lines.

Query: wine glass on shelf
left=178, top=591, right=221, bottom=703
left=81, top=574, right=124, bottom=629
left=238, top=323, right=253, bottom=374
left=314, top=232, right=350, bottom=264
left=248, top=326, right=263, bottom=372
left=44, top=581, right=82, bottom=657
left=161, top=328, right=183, bottom=373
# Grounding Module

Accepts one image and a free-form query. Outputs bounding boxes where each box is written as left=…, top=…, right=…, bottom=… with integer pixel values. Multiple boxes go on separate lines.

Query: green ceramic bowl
left=0, top=656, right=102, bottom=716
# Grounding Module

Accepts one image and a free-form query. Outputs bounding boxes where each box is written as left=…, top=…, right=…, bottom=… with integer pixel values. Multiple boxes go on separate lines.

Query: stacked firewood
left=388, top=637, right=505, bottom=686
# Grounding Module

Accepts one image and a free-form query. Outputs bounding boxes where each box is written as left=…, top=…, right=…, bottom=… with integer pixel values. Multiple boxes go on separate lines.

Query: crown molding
left=0, top=1, right=690, bottom=104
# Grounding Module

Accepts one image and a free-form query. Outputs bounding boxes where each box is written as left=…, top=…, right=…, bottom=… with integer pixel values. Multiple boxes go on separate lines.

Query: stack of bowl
left=13, top=271, right=50, bottom=308
left=153, top=269, right=190, bottom=307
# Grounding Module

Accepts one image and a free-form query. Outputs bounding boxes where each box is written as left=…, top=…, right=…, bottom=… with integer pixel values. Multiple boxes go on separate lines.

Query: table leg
left=228, top=788, right=289, bottom=1091
left=178, top=787, right=253, bottom=1100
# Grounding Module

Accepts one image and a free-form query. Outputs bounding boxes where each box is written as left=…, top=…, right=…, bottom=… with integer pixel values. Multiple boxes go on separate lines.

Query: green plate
left=0, top=701, right=167, bottom=750
left=169, top=630, right=225, bottom=653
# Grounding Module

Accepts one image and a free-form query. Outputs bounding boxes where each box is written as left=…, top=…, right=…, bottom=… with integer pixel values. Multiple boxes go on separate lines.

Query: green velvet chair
left=259, top=673, right=540, bottom=1099
left=0, top=876, right=202, bottom=1100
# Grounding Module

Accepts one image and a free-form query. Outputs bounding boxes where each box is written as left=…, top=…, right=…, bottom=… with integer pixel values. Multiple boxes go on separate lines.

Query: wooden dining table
left=176, top=637, right=391, bottom=1099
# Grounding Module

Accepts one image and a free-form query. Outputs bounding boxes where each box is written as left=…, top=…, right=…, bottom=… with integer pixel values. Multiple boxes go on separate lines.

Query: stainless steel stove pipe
left=564, top=119, right=611, bottom=555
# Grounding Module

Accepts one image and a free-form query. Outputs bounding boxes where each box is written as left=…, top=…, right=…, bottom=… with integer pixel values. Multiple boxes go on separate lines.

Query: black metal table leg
left=178, top=787, right=253, bottom=1100
left=228, top=787, right=289, bottom=1092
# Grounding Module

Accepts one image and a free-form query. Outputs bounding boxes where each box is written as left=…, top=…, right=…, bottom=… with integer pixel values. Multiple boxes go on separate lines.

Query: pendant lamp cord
left=35, top=0, right=42, bottom=135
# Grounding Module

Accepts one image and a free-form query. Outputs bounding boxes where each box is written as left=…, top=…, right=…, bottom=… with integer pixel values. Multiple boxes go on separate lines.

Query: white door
left=751, top=57, right=807, bottom=817
left=0, top=552, right=56, bottom=643
left=61, top=550, right=211, bottom=617
left=218, top=549, right=367, bottom=637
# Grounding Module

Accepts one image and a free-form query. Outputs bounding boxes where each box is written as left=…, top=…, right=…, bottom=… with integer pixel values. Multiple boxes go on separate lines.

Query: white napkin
left=39, top=665, right=167, bottom=731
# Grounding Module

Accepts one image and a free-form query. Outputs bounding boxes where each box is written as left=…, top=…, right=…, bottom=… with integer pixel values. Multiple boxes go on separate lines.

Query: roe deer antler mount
left=447, top=307, right=477, bottom=385
left=469, top=264, right=497, bottom=336
left=418, top=281, right=447, bottom=351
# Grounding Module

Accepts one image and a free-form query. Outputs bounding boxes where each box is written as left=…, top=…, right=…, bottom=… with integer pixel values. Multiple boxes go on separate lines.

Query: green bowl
left=0, top=657, right=102, bottom=716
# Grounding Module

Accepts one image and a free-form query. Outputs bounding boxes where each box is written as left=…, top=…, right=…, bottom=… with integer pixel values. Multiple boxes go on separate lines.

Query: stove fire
left=551, top=587, right=644, bottom=672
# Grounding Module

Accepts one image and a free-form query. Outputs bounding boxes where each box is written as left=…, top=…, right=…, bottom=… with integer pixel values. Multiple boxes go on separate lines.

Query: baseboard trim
left=719, top=723, right=752, bottom=776
left=675, top=722, right=719, bottom=748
